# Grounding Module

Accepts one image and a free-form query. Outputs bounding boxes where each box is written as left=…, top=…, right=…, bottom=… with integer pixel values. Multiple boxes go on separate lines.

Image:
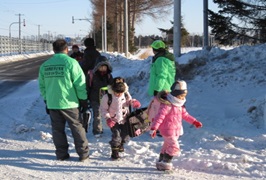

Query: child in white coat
left=100, top=77, right=141, bottom=160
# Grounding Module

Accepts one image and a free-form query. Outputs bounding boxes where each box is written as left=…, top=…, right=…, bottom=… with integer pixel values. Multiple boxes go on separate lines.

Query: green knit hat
left=151, top=40, right=166, bottom=50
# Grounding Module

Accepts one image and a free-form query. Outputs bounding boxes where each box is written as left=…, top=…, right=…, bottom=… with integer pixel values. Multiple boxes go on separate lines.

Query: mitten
left=149, top=128, right=157, bottom=138
left=135, top=129, right=141, bottom=136
left=193, top=121, right=203, bottom=128
left=106, top=118, right=116, bottom=128
left=131, top=99, right=141, bottom=108
left=79, top=99, right=88, bottom=113
left=44, top=100, right=49, bottom=114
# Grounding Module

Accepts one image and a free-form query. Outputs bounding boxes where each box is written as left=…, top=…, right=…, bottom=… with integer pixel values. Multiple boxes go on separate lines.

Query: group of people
left=38, top=38, right=203, bottom=171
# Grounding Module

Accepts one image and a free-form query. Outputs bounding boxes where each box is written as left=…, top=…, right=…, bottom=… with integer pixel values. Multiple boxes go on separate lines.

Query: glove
left=106, top=118, right=116, bottom=128
left=44, top=101, right=49, bottom=114
left=149, top=129, right=157, bottom=138
left=131, top=99, right=141, bottom=108
left=193, top=121, right=203, bottom=128
left=154, top=90, right=158, bottom=96
left=79, top=99, right=88, bottom=113
left=135, top=129, right=141, bottom=136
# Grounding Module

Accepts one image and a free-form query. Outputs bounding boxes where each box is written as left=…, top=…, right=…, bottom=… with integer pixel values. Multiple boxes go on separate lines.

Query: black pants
left=109, top=123, right=130, bottom=147
left=49, top=108, right=89, bottom=159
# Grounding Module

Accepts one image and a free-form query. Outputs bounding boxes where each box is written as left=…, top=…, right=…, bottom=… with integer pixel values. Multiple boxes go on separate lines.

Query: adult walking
left=81, top=37, right=101, bottom=74
left=147, top=40, right=176, bottom=137
left=38, top=39, right=89, bottom=162
left=148, top=40, right=176, bottom=96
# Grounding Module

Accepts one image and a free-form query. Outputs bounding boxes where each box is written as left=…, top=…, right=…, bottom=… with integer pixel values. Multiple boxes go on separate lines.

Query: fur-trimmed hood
left=100, top=82, right=132, bottom=124
left=107, top=82, right=129, bottom=96
left=156, top=90, right=171, bottom=105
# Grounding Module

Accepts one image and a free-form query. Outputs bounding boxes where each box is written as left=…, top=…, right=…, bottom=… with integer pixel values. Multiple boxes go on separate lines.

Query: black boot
left=111, top=146, right=120, bottom=160
left=163, top=153, right=173, bottom=163
left=118, top=143, right=124, bottom=152
left=158, top=153, right=164, bottom=162
left=156, top=153, right=173, bottom=171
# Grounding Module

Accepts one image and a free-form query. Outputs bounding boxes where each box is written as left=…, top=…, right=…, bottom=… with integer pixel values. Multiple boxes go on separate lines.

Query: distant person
left=149, top=80, right=203, bottom=171
left=99, top=77, right=141, bottom=160
left=70, top=44, right=84, bottom=64
left=86, top=55, right=113, bottom=138
left=81, top=38, right=101, bottom=75
left=38, top=39, right=89, bottom=162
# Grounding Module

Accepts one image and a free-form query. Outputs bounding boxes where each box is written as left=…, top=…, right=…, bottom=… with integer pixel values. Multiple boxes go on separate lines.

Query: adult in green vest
left=38, top=39, right=89, bottom=162
left=148, top=40, right=176, bottom=96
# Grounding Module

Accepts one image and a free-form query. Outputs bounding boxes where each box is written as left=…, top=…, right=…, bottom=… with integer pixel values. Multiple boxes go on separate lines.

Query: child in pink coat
left=100, top=77, right=141, bottom=160
left=150, top=80, right=203, bottom=171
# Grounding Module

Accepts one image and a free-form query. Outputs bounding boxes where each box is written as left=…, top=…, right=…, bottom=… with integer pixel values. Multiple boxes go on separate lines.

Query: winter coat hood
left=93, top=56, right=112, bottom=73
left=107, top=82, right=129, bottom=96
left=156, top=90, right=171, bottom=105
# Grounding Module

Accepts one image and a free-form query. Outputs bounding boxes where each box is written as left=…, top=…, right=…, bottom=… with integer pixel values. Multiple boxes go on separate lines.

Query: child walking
left=149, top=80, right=203, bottom=171
left=86, top=55, right=113, bottom=137
left=100, top=77, right=141, bottom=160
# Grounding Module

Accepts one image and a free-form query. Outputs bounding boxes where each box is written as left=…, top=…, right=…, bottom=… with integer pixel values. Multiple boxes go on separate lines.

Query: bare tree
left=89, top=0, right=173, bottom=52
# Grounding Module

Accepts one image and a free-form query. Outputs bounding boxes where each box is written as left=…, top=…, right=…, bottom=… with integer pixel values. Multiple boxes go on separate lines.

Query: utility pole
left=173, top=0, right=181, bottom=58
left=72, top=16, right=95, bottom=46
left=15, top=13, right=24, bottom=54
left=203, top=0, right=209, bottom=49
left=124, top=0, right=128, bottom=57
left=104, top=0, right=107, bottom=52
left=38, top=25, right=40, bottom=41
left=102, top=16, right=104, bottom=51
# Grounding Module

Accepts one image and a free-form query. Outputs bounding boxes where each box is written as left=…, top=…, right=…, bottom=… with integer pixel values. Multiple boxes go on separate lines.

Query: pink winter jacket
left=150, top=96, right=197, bottom=137
left=100, top=84, right=132, bottom=124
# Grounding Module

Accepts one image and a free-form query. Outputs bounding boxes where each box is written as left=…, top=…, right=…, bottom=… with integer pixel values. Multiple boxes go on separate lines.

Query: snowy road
left=0, top=55, right=51, bottom=99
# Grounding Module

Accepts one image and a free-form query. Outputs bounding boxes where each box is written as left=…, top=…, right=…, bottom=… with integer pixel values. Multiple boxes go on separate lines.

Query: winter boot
left=111, top=146, right=120, bottom=160
left=158, top=153, right=164, bottom=162
left=118, top=143, right=124, bottom=152
left=156, top=153, right=173, bottom=171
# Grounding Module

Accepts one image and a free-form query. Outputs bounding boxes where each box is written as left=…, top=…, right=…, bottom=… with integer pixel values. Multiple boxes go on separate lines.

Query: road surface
left=0, top=55, right=52, bottom=99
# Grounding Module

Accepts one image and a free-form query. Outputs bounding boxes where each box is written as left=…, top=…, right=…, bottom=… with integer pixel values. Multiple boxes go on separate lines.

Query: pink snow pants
left=160, top=136, right=181, bottom=157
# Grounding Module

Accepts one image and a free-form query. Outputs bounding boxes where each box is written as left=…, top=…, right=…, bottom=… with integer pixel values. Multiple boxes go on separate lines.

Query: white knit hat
left=170, top=80, right=187, bottom=96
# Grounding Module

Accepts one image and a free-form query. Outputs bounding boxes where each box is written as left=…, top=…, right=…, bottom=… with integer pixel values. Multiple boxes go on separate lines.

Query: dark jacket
left=81, top=46, right=101, bottom=74
left=70, top=51, right=84, bottom=63
left=86, top=58, right=113, bottom=103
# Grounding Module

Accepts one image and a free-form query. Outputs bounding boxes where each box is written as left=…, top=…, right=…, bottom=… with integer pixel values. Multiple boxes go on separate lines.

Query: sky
left=0, top=0, right=218, bottom=39
left=0, top=44, right=266, bottom=179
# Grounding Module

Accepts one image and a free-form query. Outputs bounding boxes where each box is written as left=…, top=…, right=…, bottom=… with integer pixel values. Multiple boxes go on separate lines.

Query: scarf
left=167, top=93, right=186, bottom=107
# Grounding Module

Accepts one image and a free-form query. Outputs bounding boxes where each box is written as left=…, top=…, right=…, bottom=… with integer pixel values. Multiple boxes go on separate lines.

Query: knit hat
left=111, top=77, right=126, bottom=93
left=84, top=38, right=95, bottom=47
left=151, top=40, right=166, bottom=50
left=170, top=80, right=187, bottom=96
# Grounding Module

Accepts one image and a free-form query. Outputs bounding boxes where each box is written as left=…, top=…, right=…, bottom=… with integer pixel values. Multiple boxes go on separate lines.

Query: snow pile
left=0, top=51, right=53, bottom=63
left=0, top=45, right=265, bottom=179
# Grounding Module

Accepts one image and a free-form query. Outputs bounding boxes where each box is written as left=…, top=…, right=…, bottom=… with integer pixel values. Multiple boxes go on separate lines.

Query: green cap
left=151, top=40, right=166, bottom=50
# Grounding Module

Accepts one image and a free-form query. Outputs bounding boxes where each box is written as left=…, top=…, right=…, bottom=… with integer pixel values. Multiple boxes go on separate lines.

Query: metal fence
left=0, top=35, right=53, bottom=57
